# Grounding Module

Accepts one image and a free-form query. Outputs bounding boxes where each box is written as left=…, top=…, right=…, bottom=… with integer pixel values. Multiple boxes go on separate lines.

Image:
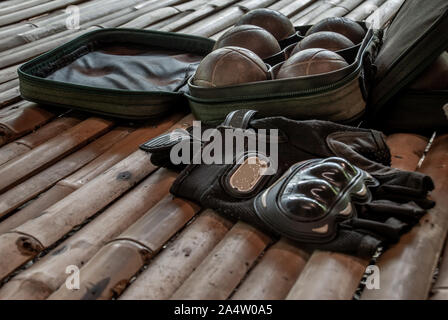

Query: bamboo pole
left=0, top=149, right=152, bottom=281
left=140, top=0, right=205, bottom=30
left=365, top=0, right=405, bottom=29
left=0, top=113, right=187, bottom=281
left=430, top=238, right=448, bottom=300
left=99, top=0, right=186, bottom=28
left=0, top=115, right=81, bottom=166
left=145, top=11, right=191, bottom=30
left=0, top=27, right=96, bottom=69
left=293, top=0, right=342, bottom=25
left=345, top=0, right=387, bottom=21
left=120, top=7, right=180, bottom=29
left=0, top=1, right=191, bottom=69
left=0, top=0, right=119, bottom=39
left=286, top=133, right=430, bottom=299
left=48, top=195, right=200, bottom=300
left=171, top=221, right=271, bottom=300
left=159, top=0, right=239, bottom=32
left=0, top=0, right=53, bottom=17
left=0, top=169, right=177, bottom=300
left=309, top=0, right=364, bottom=23
left=231, top=239, right=309, bottom=300
left=0, top=185, right=73, bottom=236
left=0, top=0, right=146, bottom=51
left=0, top=79, right=19, bottom=92
left=0, top=87, right=21, bottom=107
left=362, top=134, right=448, bottom=300
left=0, top=117, right=113, bottom=194
left=0, top=64, right=20, bottom=85
left=268, top=0, right=298, bottom=11
left=384, top=133, right=429, bottom=171
left=279, top=0, right=317, bottom=18
left=0, top=127, right=131, bottom=219
left=0, top=0, right=30, bottom=10
left=178, top=0, right=276, bottom=37
left=290, top=0, right=324, bottom=24
left=0, top=0, right=190, bottom=68
left=0, top=102, right=55, bottom=147
left=287, top=251, right=368, bottom=299
left=0, top=119, right=184, bottom=233
left=119, top=210, right=233, bottom=300
left=0, top=0, right=86, bottom=27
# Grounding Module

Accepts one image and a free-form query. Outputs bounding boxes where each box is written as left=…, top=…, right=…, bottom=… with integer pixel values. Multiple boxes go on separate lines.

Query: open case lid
left=18, top=29, right=214, bottom=119
left=369, top=0, right=448, bottom=114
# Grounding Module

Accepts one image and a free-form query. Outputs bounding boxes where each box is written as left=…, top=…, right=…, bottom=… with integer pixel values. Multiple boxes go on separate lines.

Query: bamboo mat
left=0, top=0, right=447, bottom=300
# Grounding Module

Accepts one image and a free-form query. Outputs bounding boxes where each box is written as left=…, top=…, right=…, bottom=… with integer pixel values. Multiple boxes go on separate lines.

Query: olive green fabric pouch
left=18, top=24, right=380, bottom=124
left=19, top=29, right=214, bottom=119
left=20, top=1, right=448, bottom=131
left=187, top=24, right=381, bottom=125
left=368, top=0, right=448, bottom=132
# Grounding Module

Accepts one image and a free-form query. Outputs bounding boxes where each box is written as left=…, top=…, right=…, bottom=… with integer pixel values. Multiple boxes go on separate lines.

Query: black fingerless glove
left=140, top=110, right=434, bottom=257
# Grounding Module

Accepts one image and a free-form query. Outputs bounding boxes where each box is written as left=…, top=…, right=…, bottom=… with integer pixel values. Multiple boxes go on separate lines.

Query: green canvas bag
left=18, top=24, right=379, bottom=124
left=367, top=0, right=448, bottom=132
left=18, top=0, right=447, bottom=131
left=19, top=29, right=214, bottom=119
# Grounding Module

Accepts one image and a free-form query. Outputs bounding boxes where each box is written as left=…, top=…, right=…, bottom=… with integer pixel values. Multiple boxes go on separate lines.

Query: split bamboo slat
left=269, top=0, right=301, bottom=11
left=159, top=0, right=238, bottom=32
left=293, top=0, right=343, bottom=25
left=98, top=0, right=186, bottom=28
left=365, top=0, right=405, bottom=28
left=146, top=11, right=192, bottom=30
left=431, top=237, right=448, bottom=300
left=0, top=64, right=20, bottom=85
left=0, top=27, right=97, bottom=70
left=0, top=113, right=189, bottom=282
left=119, top=210, right=233, bottom=300
left=290, top=0, right=324, bottom=23
left=0, top=117, right=113, bottom=194
left=171, top=222, right=271, bottom=300
left=362, top=134, right=448, bottom=300
left=277, top=0, right=317, bottom=18
left=178, top=0, right=276, bottom=37
left=0, top=169, right=178, bottom=300
left=345, top=0, right=387, bottom=21
left=286, top=251, right=370, bottom=299
left=0, top=0, right=86, bottom=27
left=285, top=133, right=430, bottom=299
left=0, top=115, right=81, bottom=166
left=0, top=102, right=55, bottom=147
left=120, top=7, right=181, bottom=29
left=308, top=0, right=364, bottom=23
left=231, top=239, right=309, bottom=300
left=0, top=116, right=187, bottom=234
left=0, top=0, right=53, bottom=17
left=0, top=185, right=73, bottom=235
left=0, top=127, right=133, bottom=219
left=0, top=0, right=191, bottom=68
left=0, top=0, right=147, bottom=51
left=0, top=86, right=21, bottom=107
left=48, top=195, right=200, bottom=299
left=0, top=78, right=19, bottom=92
left=0, top=0, right=445, bottom=302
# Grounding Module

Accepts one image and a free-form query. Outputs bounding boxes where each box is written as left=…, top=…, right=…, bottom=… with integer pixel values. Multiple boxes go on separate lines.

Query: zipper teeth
left=191, top=67, right=360, bottom=103
left=191, top=34, right=376, bottom=103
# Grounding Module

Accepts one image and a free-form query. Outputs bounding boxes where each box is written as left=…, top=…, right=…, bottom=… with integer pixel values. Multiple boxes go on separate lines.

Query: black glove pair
left=140, top=110, right=434, bottom=257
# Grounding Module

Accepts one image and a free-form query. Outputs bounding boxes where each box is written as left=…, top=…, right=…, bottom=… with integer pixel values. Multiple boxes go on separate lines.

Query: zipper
left=188, top=65, right=361, bottom=103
